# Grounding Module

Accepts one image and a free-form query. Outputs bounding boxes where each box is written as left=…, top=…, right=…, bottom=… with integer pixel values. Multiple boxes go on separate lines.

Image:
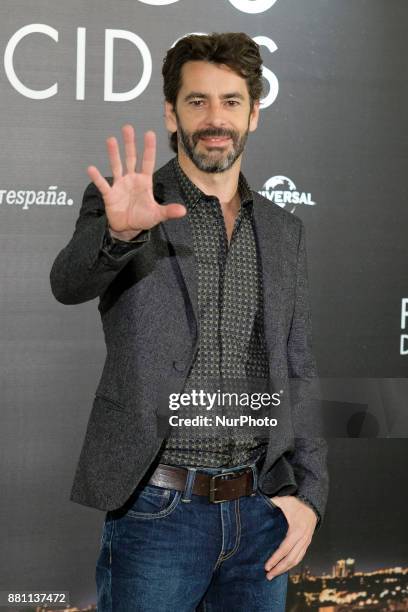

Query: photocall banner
left=0, top=0, right=407, bottom=610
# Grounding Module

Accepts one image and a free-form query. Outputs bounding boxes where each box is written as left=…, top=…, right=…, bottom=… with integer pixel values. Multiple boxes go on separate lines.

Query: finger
left=87, top=166, right=111, bottom=198
left=122, top=124, right=137, bottom=174
left=264, top=533, right=298, bottom=571
left=141, top=131, right=156, bottom=175
left=265, top=531, right=311, bottom=573
left=159, top=203, right=187, bottom=221
left=265, top=555, right=294, bottom=580
left=266, top=542, right=307, bottom=580
left=106, top=136, right=123, bottom=181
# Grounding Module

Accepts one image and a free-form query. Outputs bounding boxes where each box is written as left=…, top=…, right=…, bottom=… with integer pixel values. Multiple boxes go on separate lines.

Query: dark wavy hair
left=162, top=32, right=264, bottom=153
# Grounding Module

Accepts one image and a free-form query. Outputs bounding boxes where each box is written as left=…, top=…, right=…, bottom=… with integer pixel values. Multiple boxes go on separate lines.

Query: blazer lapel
left=153, top=161, right=199, bottom=325
left=252, top=196, right=285, bottom=358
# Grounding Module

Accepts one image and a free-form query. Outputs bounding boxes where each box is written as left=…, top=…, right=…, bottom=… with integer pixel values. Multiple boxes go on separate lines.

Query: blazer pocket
left=94, top=392, right=128, bottom=412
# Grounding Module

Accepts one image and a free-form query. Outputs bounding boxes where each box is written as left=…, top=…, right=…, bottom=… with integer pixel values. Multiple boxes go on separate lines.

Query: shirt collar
left=171, top=156, right=253, bottom=213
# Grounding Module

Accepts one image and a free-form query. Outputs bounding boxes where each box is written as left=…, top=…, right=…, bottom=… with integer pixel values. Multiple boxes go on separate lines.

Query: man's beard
left=175, top=114, right=249, bottom=174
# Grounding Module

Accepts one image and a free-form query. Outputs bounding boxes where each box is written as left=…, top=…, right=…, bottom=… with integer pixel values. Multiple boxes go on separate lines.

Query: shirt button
left=173, top=360, right=186, bottom=372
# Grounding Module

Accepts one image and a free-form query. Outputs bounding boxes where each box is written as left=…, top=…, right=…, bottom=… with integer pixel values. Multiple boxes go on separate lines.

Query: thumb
left=160, top=203, right=187, bottom=221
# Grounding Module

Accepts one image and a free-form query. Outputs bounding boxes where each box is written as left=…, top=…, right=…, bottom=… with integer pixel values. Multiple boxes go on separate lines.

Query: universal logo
left=0, top=186, right=73, bottom=210
left=258, top=176, right=316, bottom=214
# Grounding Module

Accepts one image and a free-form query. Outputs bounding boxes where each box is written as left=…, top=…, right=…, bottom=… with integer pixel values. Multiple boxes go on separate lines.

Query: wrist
left=272, top=494, right=318, bottom=519
left=294, top=494, right=320, bottom=525
left=108, top=226, right=143, bottom=242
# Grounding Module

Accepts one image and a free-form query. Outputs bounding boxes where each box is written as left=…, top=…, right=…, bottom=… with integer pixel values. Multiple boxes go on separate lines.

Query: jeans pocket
left=257, top=489, right=281, bottom=512
left=125, top=484, right=181, bottom=520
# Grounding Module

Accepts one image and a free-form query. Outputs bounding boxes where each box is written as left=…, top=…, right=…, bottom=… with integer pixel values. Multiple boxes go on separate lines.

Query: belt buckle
left=209, top=471, right=239, bottom=504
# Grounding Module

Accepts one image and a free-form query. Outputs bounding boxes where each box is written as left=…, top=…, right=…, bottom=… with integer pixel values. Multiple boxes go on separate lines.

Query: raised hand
left=87, top=124, right=186, bottom=241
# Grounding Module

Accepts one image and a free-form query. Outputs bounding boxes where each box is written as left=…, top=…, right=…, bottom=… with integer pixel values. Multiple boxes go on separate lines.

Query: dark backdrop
left=0, top=0, right=407, bottom=608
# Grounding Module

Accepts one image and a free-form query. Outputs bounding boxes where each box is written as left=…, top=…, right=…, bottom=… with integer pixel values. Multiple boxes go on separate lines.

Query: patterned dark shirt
left=158, top=157, right=270, bottom=467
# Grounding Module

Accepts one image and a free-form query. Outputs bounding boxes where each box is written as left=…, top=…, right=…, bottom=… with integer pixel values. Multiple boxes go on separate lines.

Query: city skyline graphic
left=5, top=561, right=405, bottom=612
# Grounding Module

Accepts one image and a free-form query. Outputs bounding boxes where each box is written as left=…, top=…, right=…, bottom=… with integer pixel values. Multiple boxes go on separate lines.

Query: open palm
left=87, top=124, right=186, bottom=238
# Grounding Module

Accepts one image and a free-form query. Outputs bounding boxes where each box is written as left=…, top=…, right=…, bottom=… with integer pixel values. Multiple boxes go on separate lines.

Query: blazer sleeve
left=287, top=219, right=329, bottom=531
left=49, top=180, right=150, bottom=305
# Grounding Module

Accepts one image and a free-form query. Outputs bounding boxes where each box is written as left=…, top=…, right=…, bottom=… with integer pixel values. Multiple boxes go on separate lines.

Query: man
left=50, top=32, right=328, bottom=612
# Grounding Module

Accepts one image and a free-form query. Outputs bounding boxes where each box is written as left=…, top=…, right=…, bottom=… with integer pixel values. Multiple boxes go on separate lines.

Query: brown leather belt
left=148, top=463, right=256, bottom=503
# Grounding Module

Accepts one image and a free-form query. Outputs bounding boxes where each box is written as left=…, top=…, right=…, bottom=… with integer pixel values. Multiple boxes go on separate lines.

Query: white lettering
left=401, top=298, right=408, bottom=330
left=57, top=191, right=68, bottom=205
left=4, top=24, right=58, bottom=99
left=46, top=186, right=58, bottom=205
left=253, top=36, right=279, bottom=108
left=76, top=27, right=86, bottom=100
left=36, top=191, right=46, bottom=204
left=104, top=29, right=152, bottom=102
left=274, top=191, right=283, bottom=204
left=23, top=191, right=36, bottom=209
left=6, top=190, right=16, bottom=204
left=228, top=0, right=278, bottom=14
left=179, top=393, right=190, bottom=406
left=0, top=187, right=72, bottom=209
left=138, top=0, right=179, bottom=4
left=16, top=190, right=25, bottom=204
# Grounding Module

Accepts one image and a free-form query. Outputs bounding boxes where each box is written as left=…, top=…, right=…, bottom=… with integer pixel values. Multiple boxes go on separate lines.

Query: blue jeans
left=96, top=461, right=289, bottom=611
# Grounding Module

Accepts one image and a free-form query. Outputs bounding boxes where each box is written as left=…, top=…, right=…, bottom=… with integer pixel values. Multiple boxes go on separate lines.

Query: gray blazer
left=50, top=158, right=329, bottom=526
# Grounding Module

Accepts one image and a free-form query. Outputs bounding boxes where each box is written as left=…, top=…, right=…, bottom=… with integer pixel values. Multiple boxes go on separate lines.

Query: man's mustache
left=193, top=129, right=237, bottom=143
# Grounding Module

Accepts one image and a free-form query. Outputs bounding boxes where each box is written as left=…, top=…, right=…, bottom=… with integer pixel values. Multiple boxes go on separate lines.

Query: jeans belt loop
left=249, top=463, right=259, bottom=496
left=181, top=467, right=197, bottom=503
